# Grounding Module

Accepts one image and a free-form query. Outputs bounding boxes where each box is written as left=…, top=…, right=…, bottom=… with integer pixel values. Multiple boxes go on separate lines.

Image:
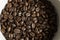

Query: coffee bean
left=12, top=24, right=16, bottom=27
left=22, top=27, right=26, bottom=31
left=14, top=29, right=21, bottom=34
left=31, top=7, right=35, bottom=11
left=9, top=34, right=13, bottom=38
left=25, top=2, right=28, bottom=6
left=37, top=13, right=40, bottom=17
left=3, top=14, right=8, bottom=19
left=30, top=32, right=35, bottom=37
left=18, top=12, right=22, bottom=16
left=8, top=27, right=11, bottom=32
left=26, top=37, right=29, bottom=40
left=36, top=7, right=40, bottom=12
left=16, top=34, right=20, bottom=39
left=33, top=17, right=37, bottom=23
left=13, top=12, right=17, bottom=16
left=9, top=15, right=13, bottom=19
left=26, top=13, right=31, bottom=17
left=7, top=3, right=12, bottom=8
left=0, top=15, right=3, bottom=21
left=32, top=23, right=35, bottom=29
left=1, top=28, right=5, bottom=33
left=9, top=19, right=13, bottom=22
left=32, top=37, right=34, bottom=40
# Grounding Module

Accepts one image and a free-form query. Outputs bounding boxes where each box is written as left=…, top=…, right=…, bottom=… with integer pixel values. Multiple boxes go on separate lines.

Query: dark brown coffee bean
left=18, top=12, right=22, bottom=16
left=14, top=28, right=21, bottom=34
left=13, top=12, right=17, bottom=16
left=7, top=3, right=12, bottom=8
left=25, top=2, right=28, bottom=6
left=26, top=13, right=31, bottom=17
left=16, top=34, right=20, bottom=39
left=22, top=27, right=26, bottom=31
left=8, top=27, right=11, bottom=32
left=1, top=28, right=5, bottom=33
left=20, top=38, right=24, bottom=40
left=32, top=23, right=35, bottom=29
left=9, top=33, right=13, bottom=38
left=36, top=7, right=40, bottom=12
left=30, top=32, right=35, bottom=37
left=9, top=15, right=13, bottom=19
left=3, top=14, right=8, bottom=19
left=26, top=37, right=29, bottom=40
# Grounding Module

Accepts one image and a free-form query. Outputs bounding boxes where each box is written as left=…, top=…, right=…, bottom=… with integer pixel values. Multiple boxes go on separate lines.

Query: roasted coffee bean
left=26, top=37, right=29, bottom=40
left=36, top=7, right=40, bottom=12
left=14, top=28, right=21, bottom=34
left=0, top=0, right=57, bottom=40
left=32, top=23, right=35, bottom=29
left=7, top=3, right=12, bottom=8
left=9, top=33, right=13, bottom=38
left=21, top=27, right=26, bottom=31
left=9, top=15, right=13, bottom=19
left=26, top=13, right=31, bottom=17
left=8, top=27, right=11, bottom=32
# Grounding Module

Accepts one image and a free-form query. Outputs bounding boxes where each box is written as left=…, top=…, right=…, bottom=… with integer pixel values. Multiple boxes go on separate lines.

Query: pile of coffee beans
left=0, top=0, right=57, bottom=40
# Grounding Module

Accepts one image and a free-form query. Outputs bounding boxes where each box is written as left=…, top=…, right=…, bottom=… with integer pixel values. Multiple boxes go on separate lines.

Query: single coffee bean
left=14, top=28, right=21, bottom=34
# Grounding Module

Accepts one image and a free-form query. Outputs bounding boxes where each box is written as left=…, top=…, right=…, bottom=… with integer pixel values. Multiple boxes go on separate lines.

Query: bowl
left=0, top=0, right=60, bottom=40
